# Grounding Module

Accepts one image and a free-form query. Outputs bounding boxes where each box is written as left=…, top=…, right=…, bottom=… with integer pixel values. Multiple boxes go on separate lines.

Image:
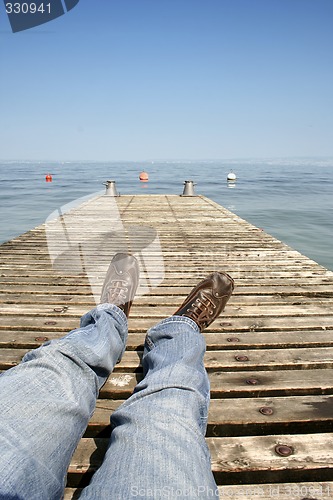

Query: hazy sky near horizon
left=0, top=0, right=332, bottom=161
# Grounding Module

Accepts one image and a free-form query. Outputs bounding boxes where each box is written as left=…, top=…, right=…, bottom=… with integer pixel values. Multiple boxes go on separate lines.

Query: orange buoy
left=45, top=174, right=53, bottom=182
left=139, top=171, right=149, bottom=182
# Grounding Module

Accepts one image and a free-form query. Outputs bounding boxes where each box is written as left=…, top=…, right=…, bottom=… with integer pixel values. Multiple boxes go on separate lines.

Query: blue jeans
left=0, top=304, right=218, bottom=499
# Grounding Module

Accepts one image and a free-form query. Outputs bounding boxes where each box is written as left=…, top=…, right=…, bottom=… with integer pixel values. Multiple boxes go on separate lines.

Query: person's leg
left=0, top=252, right=139, bottom=500
left=80, top=316, right=218, bottom=500
left=0, top=304, right=127, bottom=500
left=81, top=272, right=234, bottom=500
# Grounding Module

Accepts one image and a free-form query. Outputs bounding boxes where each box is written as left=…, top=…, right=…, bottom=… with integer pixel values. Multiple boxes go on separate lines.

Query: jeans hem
left=154, top=315, right=200, bottom=333
left=96, top=303, right=128, bottom=328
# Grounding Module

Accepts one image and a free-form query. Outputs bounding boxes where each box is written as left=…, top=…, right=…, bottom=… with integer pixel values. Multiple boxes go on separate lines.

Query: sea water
left=0, top=159, right=332, bottom=270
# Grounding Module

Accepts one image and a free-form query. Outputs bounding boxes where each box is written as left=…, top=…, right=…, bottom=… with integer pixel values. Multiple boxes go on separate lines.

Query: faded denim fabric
left=0, top=306, right=218, bottom=499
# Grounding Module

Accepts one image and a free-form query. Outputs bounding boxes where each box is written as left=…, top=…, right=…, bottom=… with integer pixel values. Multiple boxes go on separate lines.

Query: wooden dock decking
left=1, top=193, right=333, bottom=499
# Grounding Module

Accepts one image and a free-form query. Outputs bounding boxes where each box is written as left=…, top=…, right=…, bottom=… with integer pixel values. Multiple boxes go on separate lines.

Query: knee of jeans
left=145, top=318, right=202, bottom=347
left=143, top=334, right=206, bottom=365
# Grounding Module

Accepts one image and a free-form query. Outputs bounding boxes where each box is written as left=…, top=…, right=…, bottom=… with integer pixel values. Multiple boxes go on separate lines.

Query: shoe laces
left=107, top=279, right=129, bottom=304
left=186, top=293, right=216, bottom=321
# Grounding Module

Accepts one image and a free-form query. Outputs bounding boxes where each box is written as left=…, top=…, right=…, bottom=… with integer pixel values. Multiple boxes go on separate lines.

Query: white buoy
left=227, top=171, right=237, bottom=181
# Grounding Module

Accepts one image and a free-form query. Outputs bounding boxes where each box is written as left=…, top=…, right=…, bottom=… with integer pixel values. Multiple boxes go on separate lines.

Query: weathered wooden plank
left=84, top=394, right=333, bottom=438
left=2, top=284, right=333, bottom=300
left=0, top=237, right=301, bottom=249
left=1, top=247, right=314, bottom=260
left=0, top=246, right=314, bottom=258
left=102, top=369, right=333, bottom=399
left=1, top=314, right=333, bottom=333
left=1, top=329, right=333, bottom=351
left=208, top=395, right=333, bottom=436
left=0, top=348, right=27, bottom=368
left=1, top=262, right=316, bottom=274
left=3, top=292, right=333, bottom=306
left=209, top=432, right=333, bottom=482
left=1, top=301, right=333, bottom=319
left=4, top=236, right=290, bottom=244
left=1, top=367, right=332, bottom=399
left=67, top=433, right=333, bottom=485
left=2, top=273, right=332, bottom=284
left=3, top=347, right=333, bottom=371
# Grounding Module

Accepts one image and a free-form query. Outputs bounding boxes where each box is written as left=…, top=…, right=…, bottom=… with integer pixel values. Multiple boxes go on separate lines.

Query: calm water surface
left=0, top=159, right=332, bottom=270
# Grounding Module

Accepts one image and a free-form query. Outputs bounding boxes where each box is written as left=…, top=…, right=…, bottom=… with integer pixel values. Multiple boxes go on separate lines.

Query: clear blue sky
left=0, top=0, right=332, bottom=160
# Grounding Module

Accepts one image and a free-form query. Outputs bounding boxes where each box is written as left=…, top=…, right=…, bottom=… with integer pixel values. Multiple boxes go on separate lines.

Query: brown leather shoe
left=173, top=272, right=234, bottom=331
left=100, top=253, right=139, bottom=318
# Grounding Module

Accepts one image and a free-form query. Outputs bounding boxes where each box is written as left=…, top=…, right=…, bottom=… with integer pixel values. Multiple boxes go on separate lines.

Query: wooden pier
left=1, top=194, right=333, bottom=499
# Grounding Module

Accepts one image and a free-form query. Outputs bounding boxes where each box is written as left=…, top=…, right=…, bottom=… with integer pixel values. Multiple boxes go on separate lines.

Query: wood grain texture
left=1, top=194, right=333, bottom=494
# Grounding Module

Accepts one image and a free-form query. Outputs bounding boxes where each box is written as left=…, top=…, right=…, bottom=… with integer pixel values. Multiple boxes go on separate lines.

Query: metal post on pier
left=103, top=180, right=119, bottom=196
left=181, top=180, right=196, bottom=196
